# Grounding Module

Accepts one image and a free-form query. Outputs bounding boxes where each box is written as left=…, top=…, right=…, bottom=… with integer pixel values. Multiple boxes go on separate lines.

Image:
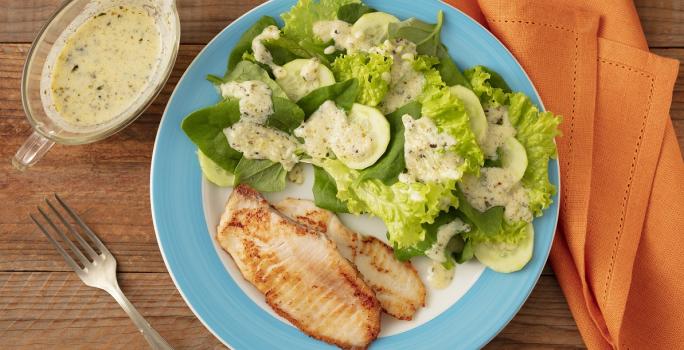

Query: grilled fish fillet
left=217, top=185, right=381, bottom=350
left=276, top=198, right=426, bottom=320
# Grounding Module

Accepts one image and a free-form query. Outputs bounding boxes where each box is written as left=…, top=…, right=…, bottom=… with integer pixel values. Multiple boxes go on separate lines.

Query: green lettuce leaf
left=320, top=159, right=457, bottom=248
left=457, top=65, right=561, bottom=245
left=281, top=0, right=359, bottom=44
left=464, top=65, right=508, bottom=106
left=507, top=92, right=562, bottom=215
left=332, top=52, right=392, bottom=106
left=465, top=65, right=561, bottom=216
left=416, top=56, right=484, bottom=175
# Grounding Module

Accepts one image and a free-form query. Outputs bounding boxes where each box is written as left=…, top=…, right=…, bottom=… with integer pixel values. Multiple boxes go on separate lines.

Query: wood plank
left=0, top=272, right=582, bottom=349
left=0, top=0, right=681, bottom=48
left=635, top=0, right=684, bottom=48
left=0, top=0, right=264, bottom=44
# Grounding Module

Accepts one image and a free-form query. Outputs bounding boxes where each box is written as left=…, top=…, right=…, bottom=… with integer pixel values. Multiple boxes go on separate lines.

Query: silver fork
left=30, top=194, right=173, bottom=350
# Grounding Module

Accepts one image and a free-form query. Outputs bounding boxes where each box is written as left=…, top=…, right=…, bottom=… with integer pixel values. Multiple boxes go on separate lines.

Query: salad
left=182, top=0, right=561, bottom=284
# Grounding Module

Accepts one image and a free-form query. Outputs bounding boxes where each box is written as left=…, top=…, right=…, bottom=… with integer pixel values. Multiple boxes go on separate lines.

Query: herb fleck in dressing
left=481, top=106, right=516, bottom=159
left=313, top=20, right=371, bottom=53
left=50, top=6, right=161, bottom=127
left=224, top=121, right=300, bottom=171
left=400, top=115, right=463, bottom=183
left=252, top=26, right=287, bottom=78
left=373, top=39, right=425, bottom=115
left=294, top=100, right=373, bottom=162
left=425, top=218, right=470, bottom=262
left=459, top=168, right=532, bottom=222
left=220, top=80, right=273, bottom=124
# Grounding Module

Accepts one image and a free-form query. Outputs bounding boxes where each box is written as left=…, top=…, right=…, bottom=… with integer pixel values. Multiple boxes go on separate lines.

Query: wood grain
left=0, top=0, right=682, bottom=47
left=635, top=0, right=684, bottom=48
left=0, top=273, right=584, bottom=349
left=0, top=1, right=682, bottom=349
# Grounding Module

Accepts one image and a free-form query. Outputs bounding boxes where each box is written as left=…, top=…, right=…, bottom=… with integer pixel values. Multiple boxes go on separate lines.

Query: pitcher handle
left=12, top=131, right=55, bottom=171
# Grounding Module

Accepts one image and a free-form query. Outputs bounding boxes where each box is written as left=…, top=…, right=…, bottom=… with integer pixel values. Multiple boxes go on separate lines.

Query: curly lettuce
left=462, top=65, right=561, bottom=243
left=281, top=0, right=359, bottom=44
left=415, top=56, right=484, bottom=175
left=332, top=53, right=392, bottom=106
left=320, top=159, right=457, bottom=248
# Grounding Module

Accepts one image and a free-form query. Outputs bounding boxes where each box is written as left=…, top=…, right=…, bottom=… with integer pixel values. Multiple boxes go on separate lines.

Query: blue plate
left=151, top=0, right=561, bottom=349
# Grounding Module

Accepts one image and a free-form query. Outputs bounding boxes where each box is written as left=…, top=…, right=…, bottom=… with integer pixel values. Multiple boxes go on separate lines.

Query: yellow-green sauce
left=50, top=6, right=161, bottom=127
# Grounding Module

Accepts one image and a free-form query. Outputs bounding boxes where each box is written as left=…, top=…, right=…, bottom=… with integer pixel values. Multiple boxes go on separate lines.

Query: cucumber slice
left=351, top=12, right=399, bottom=47
left=197, top=150, right=235, bottom=187
left=501, top=136, right=528, bottom=182
left=276, top=59, right=336, bottom=101
left=474, top=223, right=534, bottom=273
left=335, top=103, right=390, bottom=170
left=450, top=85, right=487, bottom=144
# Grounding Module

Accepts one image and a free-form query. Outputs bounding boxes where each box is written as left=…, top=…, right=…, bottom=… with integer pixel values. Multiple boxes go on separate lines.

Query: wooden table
left=0, top=1, right=681, bottom=348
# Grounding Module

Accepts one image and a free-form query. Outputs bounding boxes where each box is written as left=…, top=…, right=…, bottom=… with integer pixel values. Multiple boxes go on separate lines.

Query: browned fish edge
left=220, top=184, right=381, bottom=350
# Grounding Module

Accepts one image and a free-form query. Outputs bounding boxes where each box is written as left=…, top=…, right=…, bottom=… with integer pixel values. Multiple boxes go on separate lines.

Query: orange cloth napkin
left=444, top=0, right=683, bottom=348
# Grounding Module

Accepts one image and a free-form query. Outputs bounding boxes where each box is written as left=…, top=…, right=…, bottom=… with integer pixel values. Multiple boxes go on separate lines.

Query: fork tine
left=45, top=198, right=99, bottom=260
left=38, top=206, right=91, bottom=267
left=54, top=194, right=110, bottom=255
left=30, top=214, right=83, bottom=273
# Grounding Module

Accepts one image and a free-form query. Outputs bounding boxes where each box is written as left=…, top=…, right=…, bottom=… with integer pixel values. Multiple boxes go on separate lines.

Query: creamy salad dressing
left=481, top=106, right=516, bottom=159
left=373, top=39, right=425, bottom=115
left=48, top=6, right=161, bottom=127
left=425, top=218, right=470, bottom=262
left=220, top=80, right=273, bottom=124
left=400, top=115, right=463, bottom=184
left=427, top=261, right=455, bottom=289
left=294, top=101, right=373, bottom=162
left=224, top=121, right=300, bottom=171
left=459, top=168, right=532, bottom=222
left=313, top=20, right=372, bottom=53
left=252, top=25, right=287, bottom=78
left=300, top=59, right=322, bottom=82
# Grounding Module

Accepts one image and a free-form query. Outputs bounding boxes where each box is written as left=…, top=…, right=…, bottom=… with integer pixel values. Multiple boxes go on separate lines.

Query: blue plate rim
left=150, top=0, right=562, bottom=348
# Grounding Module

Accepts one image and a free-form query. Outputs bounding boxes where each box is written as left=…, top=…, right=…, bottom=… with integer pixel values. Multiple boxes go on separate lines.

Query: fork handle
left=107, top=285, right=174, bottom=350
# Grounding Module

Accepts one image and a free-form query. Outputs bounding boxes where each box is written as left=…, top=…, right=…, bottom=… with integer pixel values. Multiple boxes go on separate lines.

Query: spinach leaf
left=181, top=99, right=243, bottom=172
left=228, top=16, right=278, bottom=71
left=479, top=66, right=512, bottom=92
left=454, top=188, right=504, bottom=236
left=359, top=101, right=421, bottom=184
left=312, top=165, right=349, bottom=213
left=483, top=148, right=504, bottom=168
left=267, top=97, right=305, bottom=133
left=264, top=37, right=333, bottom=67
left=264, top=37, right=311, bottom=65
left=298, top=39, right=339, bottom=66
left=234, top=158, right=287, bottom=192
left=453, top=238, right=474, bottom=264
left=225, top=61, right=288, bottom=99
left=388, top=11, right=444, bottom=56
left=206, top=74, right=225, bottom=85
left=337, top=3, right=375, bottom=24
left=297, top=79, right=360, bottom=116
left=436, top=45, right=471, bottom=88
